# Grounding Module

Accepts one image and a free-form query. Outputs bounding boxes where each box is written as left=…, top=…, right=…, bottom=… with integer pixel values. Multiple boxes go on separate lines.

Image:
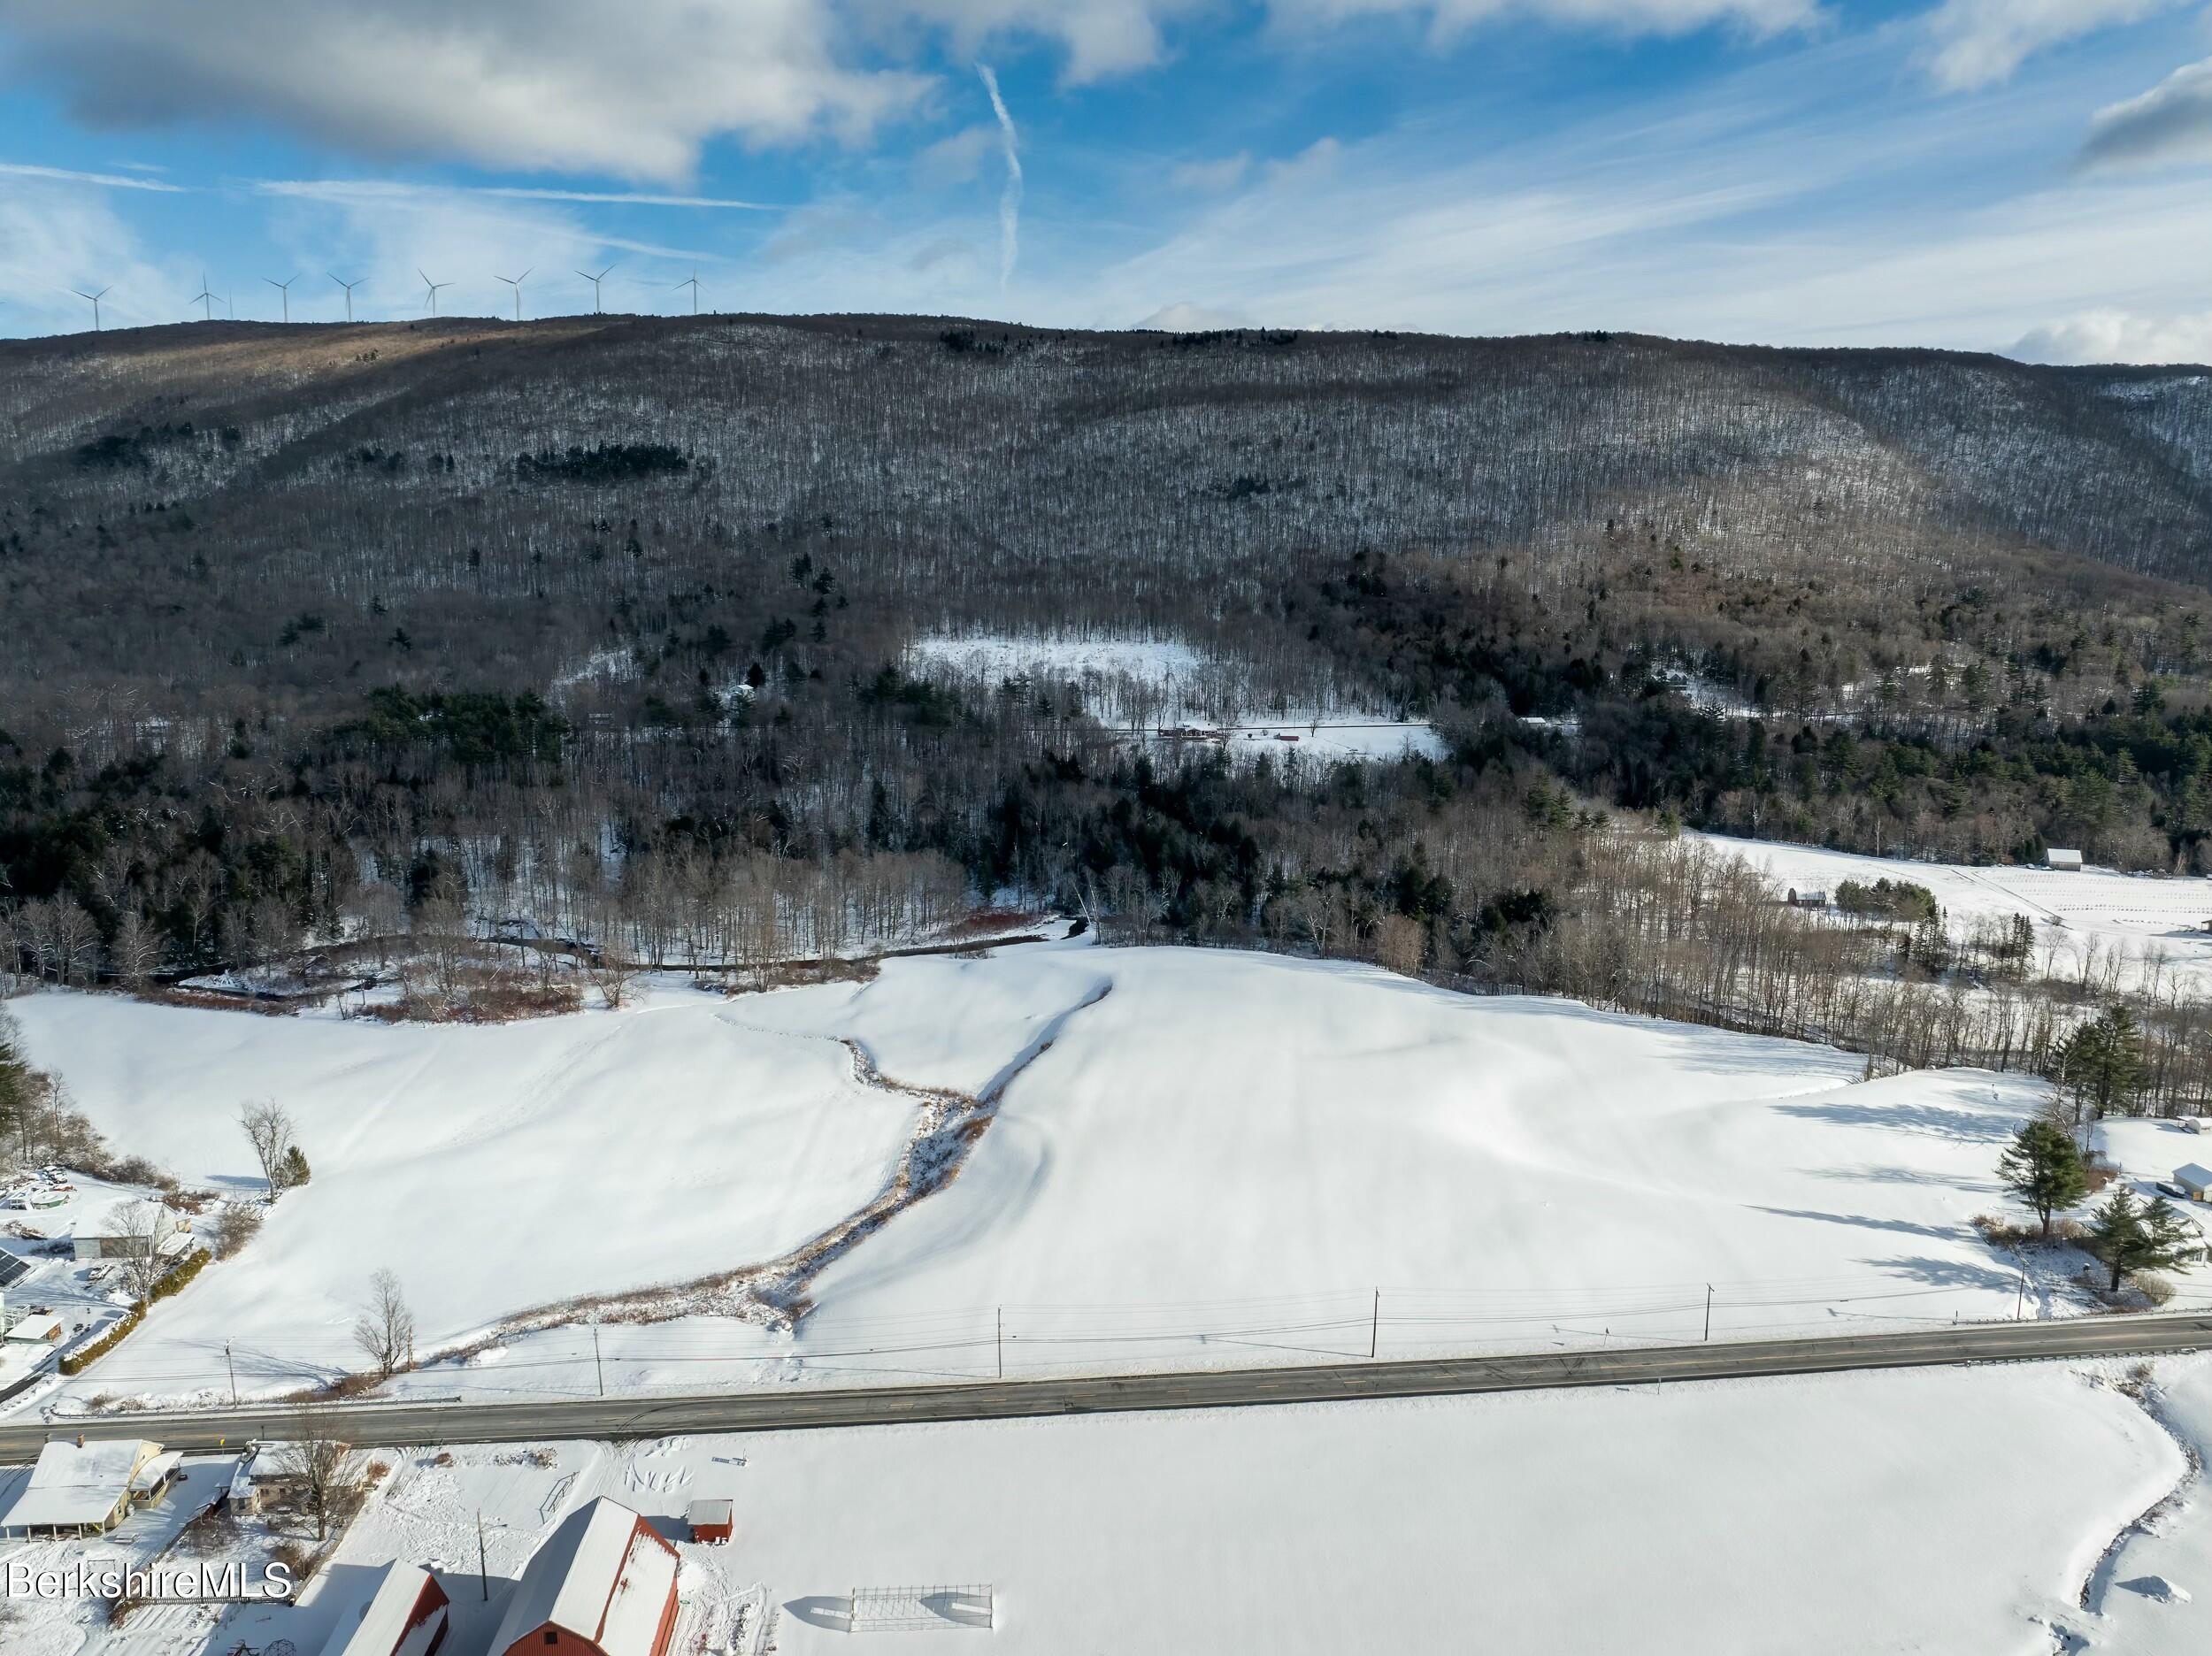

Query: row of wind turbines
left=67, top=263, right=706, bottom=331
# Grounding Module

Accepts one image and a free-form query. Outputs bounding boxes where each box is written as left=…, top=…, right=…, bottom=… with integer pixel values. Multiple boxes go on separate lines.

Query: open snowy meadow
left=9, top=938, right=2206, bottom=1411
left=1702, top=832, right=2212, bottom=993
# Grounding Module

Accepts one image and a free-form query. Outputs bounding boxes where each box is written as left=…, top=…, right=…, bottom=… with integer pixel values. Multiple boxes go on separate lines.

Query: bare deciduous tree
left=280, top=1410, right=360, bottom=1542
left=352, top=1269, right=416, bottom=1380
left=112, top=1200, right=173, bottom=1307
left=239, top=1099, right=298, bottom=1195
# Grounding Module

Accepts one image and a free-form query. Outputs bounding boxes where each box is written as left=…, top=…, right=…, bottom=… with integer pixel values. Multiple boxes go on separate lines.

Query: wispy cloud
left=253, top=178, right=778, bottom=211
left=0, top=161, right=188, bottom=192
left=1918, top=0, right=2182, bottom=93
left=977, top=62, right=1023, bottom=290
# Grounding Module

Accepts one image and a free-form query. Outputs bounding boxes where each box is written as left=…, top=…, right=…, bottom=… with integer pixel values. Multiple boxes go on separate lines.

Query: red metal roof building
left=489, top=1497, right=680, bottom=1656
left=321, top=1562, right=449, bottom=1656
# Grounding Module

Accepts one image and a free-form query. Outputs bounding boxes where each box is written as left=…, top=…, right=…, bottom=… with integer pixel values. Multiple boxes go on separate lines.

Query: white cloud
left=0, top=175, right=200, bottom=334
left=888, top=0, right=1197, bottom=82
left=1268, top=0, right=1823, bottom=40
left=0, top=161, right=187, bottom=191
left=2078, top=55, right=2212, bottom=172
left=1136, top=300, right=1255, bottom=329
left=912, top=125, right=998, bottom=188
left=2009, top=308, right=2212, bottom=364
left=0, top=1, right=926, bottom=184
left=1170, top=153, right=1253, bottom=192
left=1919, top=0, right=2182, bottom=93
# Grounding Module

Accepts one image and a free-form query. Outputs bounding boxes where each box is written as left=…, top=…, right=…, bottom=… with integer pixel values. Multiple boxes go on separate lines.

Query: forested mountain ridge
left=11, top=314, right=2212, bottom=999
left=6, top=315, right=2212, bottom=717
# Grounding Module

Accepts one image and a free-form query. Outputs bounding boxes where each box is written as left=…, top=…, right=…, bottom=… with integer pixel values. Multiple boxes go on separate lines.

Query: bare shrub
left=2136, top=1272, right=2176, bottom=1307
left=204, top=1203, right=265, bottom=1261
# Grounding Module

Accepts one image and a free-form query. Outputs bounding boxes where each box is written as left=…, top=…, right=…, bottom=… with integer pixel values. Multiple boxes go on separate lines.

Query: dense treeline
left=11, top=315, right=2212, bottom=1016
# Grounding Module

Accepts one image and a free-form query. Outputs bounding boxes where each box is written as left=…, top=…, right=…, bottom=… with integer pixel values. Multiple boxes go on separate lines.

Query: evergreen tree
left=280, top=1144, right=312, bottom=1188
left=1996, top=1118, right=2088, bottom=1238
left=2085, top=1189, right=2207, bottom=1292
left=2060, top=1005, right=2149, bottom=1128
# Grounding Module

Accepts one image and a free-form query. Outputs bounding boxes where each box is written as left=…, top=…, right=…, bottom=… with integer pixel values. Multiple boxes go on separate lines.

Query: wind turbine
left=575, top=263, right=614, bottom=314
left=263, top=273, right=298, bottom=323
left=190, top=272, right=217, bottom=321
left=72, top=286, right=110, bottom=332
left=495, top=267, right=532, bottom=321
left=418, top=268, right=453, bottom=317
left=328, top=272, right=363, bottom=323
left=672, top=270, right=700, bottom=315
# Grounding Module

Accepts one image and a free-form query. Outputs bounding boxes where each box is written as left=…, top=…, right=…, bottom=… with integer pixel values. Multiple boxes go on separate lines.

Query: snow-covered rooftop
left=489, top=1497, right=673, bottom=1656
left=321, top=1560, right=446, bottom=1656
left=0, top=1438, right=161, bottom=1530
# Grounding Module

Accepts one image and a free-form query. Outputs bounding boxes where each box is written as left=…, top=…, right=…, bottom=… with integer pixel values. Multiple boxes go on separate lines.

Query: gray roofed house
left=0, top=1438, right=176, bottom=1537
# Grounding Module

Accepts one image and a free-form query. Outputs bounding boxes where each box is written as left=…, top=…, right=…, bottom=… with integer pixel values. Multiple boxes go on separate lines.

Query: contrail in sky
left=977, top=63, right=1021, bottom=290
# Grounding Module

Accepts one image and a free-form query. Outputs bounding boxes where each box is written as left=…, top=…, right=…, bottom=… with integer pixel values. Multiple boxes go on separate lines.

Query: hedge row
left=59, top=1250, right=211, bottom=1376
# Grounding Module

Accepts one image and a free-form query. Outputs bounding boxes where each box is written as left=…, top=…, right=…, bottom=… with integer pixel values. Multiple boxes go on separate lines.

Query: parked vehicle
left=2156, top=1181, right=2189, bottom=1199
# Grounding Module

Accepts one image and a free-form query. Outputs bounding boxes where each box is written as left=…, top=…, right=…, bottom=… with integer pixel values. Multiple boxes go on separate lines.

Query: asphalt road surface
left=4, top=1313, right=2208, bottom=1460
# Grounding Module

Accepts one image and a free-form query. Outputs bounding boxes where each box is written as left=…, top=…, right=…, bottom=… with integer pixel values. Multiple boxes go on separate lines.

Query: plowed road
left=5, top=1314, right=2208, bottom=1459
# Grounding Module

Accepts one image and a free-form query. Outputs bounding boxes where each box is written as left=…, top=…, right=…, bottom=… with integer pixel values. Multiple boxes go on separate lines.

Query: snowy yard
left=8, top=940, right=2194, bottom=1409
left=178, top=1357, right=2204, bottom=1656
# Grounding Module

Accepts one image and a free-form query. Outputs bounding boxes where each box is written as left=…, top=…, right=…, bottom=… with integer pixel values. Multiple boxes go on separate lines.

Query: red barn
left=489, top=1498, right=680, bottom=1656
left=322, top=1562, right=449, bottom=1656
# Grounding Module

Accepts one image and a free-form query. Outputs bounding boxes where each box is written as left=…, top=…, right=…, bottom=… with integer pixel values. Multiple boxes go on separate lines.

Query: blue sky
left=5, top=2, right=2212, bottom=359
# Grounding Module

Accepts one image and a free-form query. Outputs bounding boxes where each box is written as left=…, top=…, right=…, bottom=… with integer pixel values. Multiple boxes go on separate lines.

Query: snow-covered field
left=1703, top=832, right=2212, bottom=993
left=173, top=1359, right=2191, bottom=1656
left=12, top=939, right=2203, bottom=1411
left=906, top=632, right=1447, bottom=762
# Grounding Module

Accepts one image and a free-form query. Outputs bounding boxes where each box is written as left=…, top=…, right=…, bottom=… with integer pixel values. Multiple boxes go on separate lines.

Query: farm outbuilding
left=685, top=1499, right=733, bottom=1545
left=1786, top=888, right=1828, bottom=909
left=2175, top=1164, right=2212, bottom=1202
left=488, top=1498, right=680, bottom=1656
left=322, top=1561, right=450, bottom=1656
left=0, top=1437, right=177, bottom=1537
left=2045, top=848, right=2084, bottom=871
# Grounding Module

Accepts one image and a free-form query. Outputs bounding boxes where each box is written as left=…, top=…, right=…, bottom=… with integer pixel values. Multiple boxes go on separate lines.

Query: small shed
left=686, top=1499, right=733, bottom=1545
left=2046, top=848, right=2085, bottom=871
left=0, top=1437, right=176, bottom=1537
left=321, top=1561, right=450, bottom=1656
left=2174, top=1163, right=2212, bottom=1202
left=4, top=1311, right=64, bottom=1346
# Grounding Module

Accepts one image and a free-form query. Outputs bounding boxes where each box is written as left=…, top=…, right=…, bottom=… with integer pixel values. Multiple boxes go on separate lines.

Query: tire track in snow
left=466, top=978, right=1113, bottom=1349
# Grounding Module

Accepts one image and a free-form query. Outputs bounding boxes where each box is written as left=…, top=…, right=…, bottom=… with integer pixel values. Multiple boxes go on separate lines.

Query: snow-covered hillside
left=12, top=941, right=2200, bottom=1409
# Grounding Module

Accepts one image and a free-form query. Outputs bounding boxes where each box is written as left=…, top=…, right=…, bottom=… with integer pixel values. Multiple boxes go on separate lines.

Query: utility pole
left=225, top=1341, right=239, bottom=1406
left=1369, top=1289, right=1379, bottom=1361
left=995, top=1307, right=1003, bottom=1380
left=2016, top=1268, right=2027, bottom=1321
left=592, top=1321, right=604, bottom=1397
left=1703, top=1284, right=1713, bottom=1342
left=477, top=1510, right=489, bottom=1600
